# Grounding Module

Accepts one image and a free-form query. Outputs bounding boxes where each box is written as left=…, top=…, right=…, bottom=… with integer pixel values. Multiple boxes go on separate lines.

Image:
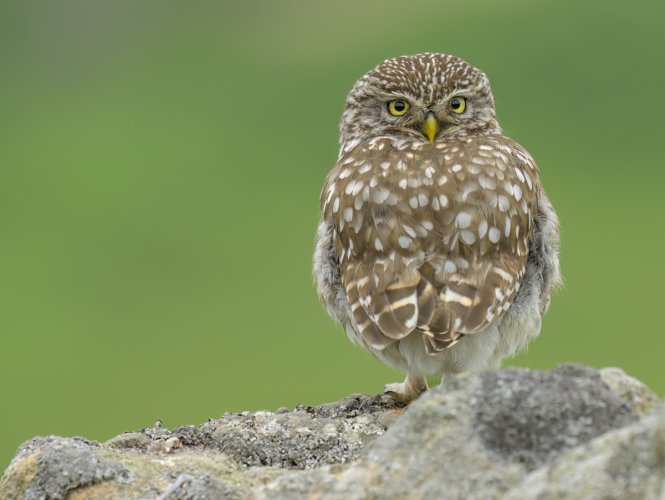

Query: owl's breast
left=322, top=136, right=540, bottom=264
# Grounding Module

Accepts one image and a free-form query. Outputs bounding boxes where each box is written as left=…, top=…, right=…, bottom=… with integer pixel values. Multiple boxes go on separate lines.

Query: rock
left=1, top=364, right=662, bottom=499
left=474, top=364, right=637, bottom=469
left=0, top=437, right=130, bottom=500
left=104, top=432, right=152, bottom=451
left=258, top=364, right=645, bottom=499
left=208, top=395, right=394, bottom=468
left=599, top=366, right=659, bottom=417
left=153, top=473, right=245, bottom=500
left=504, top=404, right=665, bottom=500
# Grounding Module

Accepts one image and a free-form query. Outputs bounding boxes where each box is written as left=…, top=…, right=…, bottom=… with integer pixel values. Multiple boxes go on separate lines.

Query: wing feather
left=322, top=136, right=540, bottom=353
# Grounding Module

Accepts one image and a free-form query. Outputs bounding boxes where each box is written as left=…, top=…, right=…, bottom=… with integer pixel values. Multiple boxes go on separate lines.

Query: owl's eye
left=387, top=99, right=411, bottom=116
left=449, top=97, right=466, bottom=114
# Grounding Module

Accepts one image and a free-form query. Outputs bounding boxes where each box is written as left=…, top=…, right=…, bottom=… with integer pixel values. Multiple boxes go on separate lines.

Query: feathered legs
left=384, top=373, right=428, bottom=403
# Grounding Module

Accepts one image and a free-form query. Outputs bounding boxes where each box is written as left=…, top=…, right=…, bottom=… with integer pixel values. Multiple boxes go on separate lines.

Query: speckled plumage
left=313, top=53, right=561, bottom=402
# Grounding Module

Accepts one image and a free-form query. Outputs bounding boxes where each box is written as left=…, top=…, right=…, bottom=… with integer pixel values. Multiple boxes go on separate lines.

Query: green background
left=1, top=0, right=663, bottom=471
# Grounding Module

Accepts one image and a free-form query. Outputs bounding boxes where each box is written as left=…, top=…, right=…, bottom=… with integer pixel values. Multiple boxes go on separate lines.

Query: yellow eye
left=449, top=97, right=466, bottom=114
left=387, top=99, right=410, bottom=116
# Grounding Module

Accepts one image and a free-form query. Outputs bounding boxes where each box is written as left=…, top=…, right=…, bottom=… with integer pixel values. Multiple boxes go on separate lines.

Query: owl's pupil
left=394, top=101, right=406, bottom=111
left=451, top=99, right=461, bottom=109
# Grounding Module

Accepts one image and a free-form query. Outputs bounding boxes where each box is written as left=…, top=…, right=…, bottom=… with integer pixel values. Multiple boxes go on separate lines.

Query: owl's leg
left=384, top=373, right=428, bottom=403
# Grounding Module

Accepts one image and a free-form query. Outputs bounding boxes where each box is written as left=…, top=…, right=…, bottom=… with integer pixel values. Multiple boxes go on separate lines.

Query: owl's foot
left=383, top=374, right=428, bottom=403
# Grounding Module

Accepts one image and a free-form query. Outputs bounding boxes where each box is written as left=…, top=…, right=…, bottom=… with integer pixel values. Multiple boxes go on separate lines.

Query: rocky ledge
left=1, top=364, right=663, bottom=499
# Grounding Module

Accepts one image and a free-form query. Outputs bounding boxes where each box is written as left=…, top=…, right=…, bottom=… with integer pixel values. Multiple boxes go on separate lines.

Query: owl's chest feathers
left=323, top=151, right=536, bottom=263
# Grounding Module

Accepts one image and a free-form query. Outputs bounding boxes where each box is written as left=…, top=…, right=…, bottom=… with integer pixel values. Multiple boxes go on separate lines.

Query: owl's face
left=340, top=53, right=500, bottom=151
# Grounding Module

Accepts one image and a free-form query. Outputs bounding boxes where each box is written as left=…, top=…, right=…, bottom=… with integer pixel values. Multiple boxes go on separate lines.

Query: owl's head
left=339, top=53, right=500, bottom=151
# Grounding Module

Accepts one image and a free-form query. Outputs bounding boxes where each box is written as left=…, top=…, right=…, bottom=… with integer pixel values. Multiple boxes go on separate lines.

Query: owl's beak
left=422, top=113, right=440, bottom=142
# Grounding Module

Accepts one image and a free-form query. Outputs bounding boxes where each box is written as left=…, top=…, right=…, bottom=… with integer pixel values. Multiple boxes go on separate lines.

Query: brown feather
left=322, top=135, right=540, bottom=353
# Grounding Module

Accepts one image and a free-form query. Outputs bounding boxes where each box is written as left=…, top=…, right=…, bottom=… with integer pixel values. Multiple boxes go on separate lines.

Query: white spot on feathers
left=398, top=236, right=412, bottom=248
left=373, top=188, right=390, bottom=203
left=343, top=207, right=353, bottom=222
left=460, top=230, right=476, bottom=245
left=456, top=211, right=472, bottom=229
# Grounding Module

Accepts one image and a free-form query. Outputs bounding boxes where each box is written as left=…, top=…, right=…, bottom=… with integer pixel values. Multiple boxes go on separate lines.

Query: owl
left=313, top=53, right=561, bottom=403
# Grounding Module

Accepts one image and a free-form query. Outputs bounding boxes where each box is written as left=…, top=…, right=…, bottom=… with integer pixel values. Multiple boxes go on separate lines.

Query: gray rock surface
left=0, top=437, right=131, bottom=500
left=600, top=366, right=660, bottom=417
left=1, top=364, right=662, bottom=499
left=504, top=404, right=665, bottom=500
left=474, top=364, right=636, bottom=468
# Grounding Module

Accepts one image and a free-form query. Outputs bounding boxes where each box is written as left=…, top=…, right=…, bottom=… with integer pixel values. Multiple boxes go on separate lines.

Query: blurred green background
left=1, top=0, right=664, bottom=470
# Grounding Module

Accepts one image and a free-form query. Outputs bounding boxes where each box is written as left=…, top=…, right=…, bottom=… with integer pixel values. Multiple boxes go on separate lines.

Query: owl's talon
left=383, top=375, right=428, bottom=403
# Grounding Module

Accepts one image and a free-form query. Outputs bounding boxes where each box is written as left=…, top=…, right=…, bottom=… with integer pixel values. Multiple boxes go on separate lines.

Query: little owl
left=313, top=53, right=561, bottom=403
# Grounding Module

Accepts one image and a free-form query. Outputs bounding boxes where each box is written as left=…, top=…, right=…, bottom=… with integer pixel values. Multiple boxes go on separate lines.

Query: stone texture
left=504, top=405, right=665, bottom=500
left=0, top=437, right=130, bottom=500
left=474, top=364, right=636, bottom=469
left=600, top=366, right=660, bottom=417
left=208, top=394, right=399, bottom=468
left=1, top=364, right=662, bottom=499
